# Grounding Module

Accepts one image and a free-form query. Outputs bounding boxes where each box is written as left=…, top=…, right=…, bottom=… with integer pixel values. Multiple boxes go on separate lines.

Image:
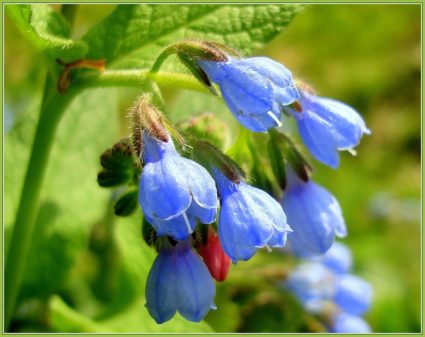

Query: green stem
left=4, top=85, right=79, bottom=330
left=76, top=69, right=208, bottom=93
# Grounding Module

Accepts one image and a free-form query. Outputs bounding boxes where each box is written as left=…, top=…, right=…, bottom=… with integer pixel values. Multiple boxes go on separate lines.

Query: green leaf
left=6, top=4, right=87, bottom=62
left=49, top=296, right=110, bottom=333
left=82, top=4, right=301, bottom=69
left=5, top=89, right=120, bottom=300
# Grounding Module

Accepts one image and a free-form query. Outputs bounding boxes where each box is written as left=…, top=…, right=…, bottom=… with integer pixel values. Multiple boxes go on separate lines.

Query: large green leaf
left=5, top=4, right=87, bottom=62
left=82, top=4, right=301, bottom=69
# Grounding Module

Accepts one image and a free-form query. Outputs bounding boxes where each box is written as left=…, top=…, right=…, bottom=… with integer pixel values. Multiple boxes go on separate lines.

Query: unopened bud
left=198, top=228, right=231, bottom=282
left=178, top=113, right=229, bottom=148
left=129, top=95, right=169, bottom=157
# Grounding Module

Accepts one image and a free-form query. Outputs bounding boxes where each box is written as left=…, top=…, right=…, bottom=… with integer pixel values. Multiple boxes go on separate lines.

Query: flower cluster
left=138, top=124, right=292, bottom=323
left=285, top=242, right=373, bottom=333
left=105, top=39, right=372, bottom=326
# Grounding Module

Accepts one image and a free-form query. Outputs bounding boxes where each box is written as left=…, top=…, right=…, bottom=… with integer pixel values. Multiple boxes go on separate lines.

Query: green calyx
left=150, top=40, right=240, bottom=93
left=268, top=129, right=312, bottom=188
left=97, top=138, right=139, bottom=188
left=190, top=139, right=245, bottom=183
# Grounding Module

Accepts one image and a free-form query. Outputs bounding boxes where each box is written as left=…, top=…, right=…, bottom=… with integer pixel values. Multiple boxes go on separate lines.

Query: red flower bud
left=199, top=230, right=231, bottom=282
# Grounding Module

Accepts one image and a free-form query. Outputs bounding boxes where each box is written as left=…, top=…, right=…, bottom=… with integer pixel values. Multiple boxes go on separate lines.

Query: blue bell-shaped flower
left=285, top=262, right=336, bottom=313
left=333, top=274, right=373, bottom=315
left=311, top=242, right=353, bottom=275
left=198, top=56, right=299, bottom=132
left=286, top=90, right=370, bottom=168
left=214, top=170, right=292, bottom=263
left=330, top=313, right=372, bottom=333
left=281, top=170, right=347, bottom=257
left=145, top=240, right=216, bottom=323
left=139, top=132, right=218, bottom=240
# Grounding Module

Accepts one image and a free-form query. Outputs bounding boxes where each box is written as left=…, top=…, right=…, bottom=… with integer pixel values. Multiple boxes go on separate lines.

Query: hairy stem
left=76, top=69, right=208, bottom=93
left=4, top=85, right=79, bottom=330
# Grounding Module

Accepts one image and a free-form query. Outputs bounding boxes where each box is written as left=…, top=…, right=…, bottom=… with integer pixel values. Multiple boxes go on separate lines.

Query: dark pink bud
left=199, top=230, right=231, bottom=282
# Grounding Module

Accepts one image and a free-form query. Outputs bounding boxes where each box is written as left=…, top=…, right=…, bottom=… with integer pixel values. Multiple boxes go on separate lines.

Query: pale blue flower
left=334, top=274, right=373, bottom=315
left=312, top=242, right=353, bottom=275
left=214, top=171, right=292, bottom=263
left=286, top=90, right=370, bottom=168
left=331, top=313, right=372, bottom=333
left=198, top=57, right=299, bottom=132
left=145, top=240, right=216, bottom=323
left=281, top=171, right=347, bottom=257
left=285, top=262, right=336, bottom=313
left=139, top=132, right=218, bottom=240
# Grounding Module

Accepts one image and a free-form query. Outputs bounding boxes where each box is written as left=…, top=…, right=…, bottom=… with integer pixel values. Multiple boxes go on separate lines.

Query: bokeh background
left=4, top=4, right=421, bottom=333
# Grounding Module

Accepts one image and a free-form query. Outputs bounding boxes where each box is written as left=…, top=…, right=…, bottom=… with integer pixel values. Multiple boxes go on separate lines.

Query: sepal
left=114, top=189, right=138, bottom=216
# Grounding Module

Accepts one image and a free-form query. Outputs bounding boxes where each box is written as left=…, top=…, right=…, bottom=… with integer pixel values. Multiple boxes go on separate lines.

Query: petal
left=297, top=113, right=340, bottom=169
left=231, top=57, right=293, bottom=88
left=145, top=249, right=178, bottom=323
left=218, top=182, right=290, bottom=261
left=142, top=132, right=178, bottom=163
left=286, top=262, right=336, bottom=311
left=275, top=84, right=300, bottom=106
left=234, top=57, right=299, bottom=104
left=219, top=184, right=274, bottom=247
left=220, top=88, right=269, bottom=132
left=282, top=182, right=337, bottom=256
left=218, top=216, right=259, bottom=263
left=310, top=96, right=370, bottom=150
left=218, top=74, right=274, bottom=116
left=174, top=242, right=216, bottom=322
left=199, top=59, right=274, bottom=116
left=251, top=108, right=283, bottom=131
left=308, top=183, right=347, bottom=238
left=334, top=275, right=373, bottom=315
left=180, top=158, right=218, bottom=209
left=331, top=313, right=372, bottom=333
left=139, top=155, right=192, bottom=220
left=312, top=242, right=352, bottom=275
left=267, top=229, right=289, bottom=247
left=188, top=200, right=217, bottom=225
left=197, top=59, right=227, bottom=83
left=147, top=211, right=197, bottom=241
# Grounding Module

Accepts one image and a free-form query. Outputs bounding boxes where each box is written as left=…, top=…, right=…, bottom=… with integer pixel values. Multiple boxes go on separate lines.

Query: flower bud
left=198, top=229, right=231, bottom=282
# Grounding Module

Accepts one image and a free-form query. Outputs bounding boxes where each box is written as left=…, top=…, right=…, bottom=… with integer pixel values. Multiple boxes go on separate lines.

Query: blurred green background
left=4, top=4, right=421, bottom=333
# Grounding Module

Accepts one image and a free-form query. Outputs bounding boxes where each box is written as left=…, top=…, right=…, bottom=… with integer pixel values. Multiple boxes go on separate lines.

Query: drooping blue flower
left=145, top=240, right=216, bottom=323
left=330, top=313, right=372, bottom=333
left=198, top=57, right=299, bottom=132
left=285, top=262, right=336, bottom=313
left=214, top=170, right=292, bottom=263
left=139, top=132, right=218, bottom=240
left=286, top=90, right=370, bottom=168
left=333, top=274, right=373, bottom=315
left=311, top=242, right=353, bottom=275
left=281, top=170, right=347, bottom=257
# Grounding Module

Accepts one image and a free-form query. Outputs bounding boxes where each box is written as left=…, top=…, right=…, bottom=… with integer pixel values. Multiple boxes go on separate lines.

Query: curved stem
left=149, top=45, right=178, bottom=74
left=4, top=86, right=79, bottom=330
left=76, top=69, right=208, bottom=93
